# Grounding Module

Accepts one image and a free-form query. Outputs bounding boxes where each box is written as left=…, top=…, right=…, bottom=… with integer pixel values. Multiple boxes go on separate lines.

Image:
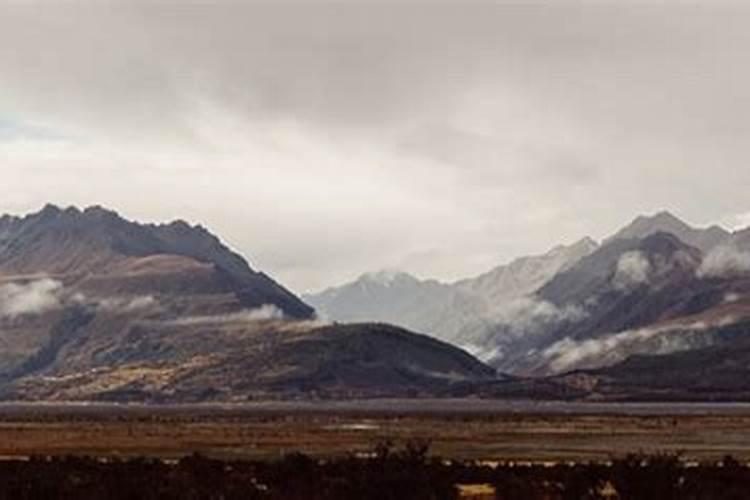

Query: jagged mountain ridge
left=455, top=237, right=598, bottom=306
left=0, top=204, right=313, bottom=319
left=0, top=205, right=496, bottom=401
left=604, top=210, right=730, bottom=252
left=539, top=232, right=703, bottom=315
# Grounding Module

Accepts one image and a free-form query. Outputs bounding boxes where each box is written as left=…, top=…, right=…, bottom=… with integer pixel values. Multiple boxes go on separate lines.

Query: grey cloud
left=2, top=3, right=750, bottom=291
left=461, top=296, right=587, bottom=363
left=487, top=297, right=587, bottom=338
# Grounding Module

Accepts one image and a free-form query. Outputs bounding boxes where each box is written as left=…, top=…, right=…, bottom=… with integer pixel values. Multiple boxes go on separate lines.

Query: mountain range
left=0, top=205, right=495, bottom=401
left=307, top=210, right=750, bottom=393
left=2, top=204, right=750, bottom=402
left=304, top=238, right=598, bottom=344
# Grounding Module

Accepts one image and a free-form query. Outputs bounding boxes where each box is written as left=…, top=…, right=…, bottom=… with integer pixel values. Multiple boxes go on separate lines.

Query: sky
left=2, top=1, right=750, bottom=293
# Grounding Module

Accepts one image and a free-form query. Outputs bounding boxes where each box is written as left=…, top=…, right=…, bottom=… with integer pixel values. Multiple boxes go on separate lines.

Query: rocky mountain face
left=0, top=205, right=495, bottom=401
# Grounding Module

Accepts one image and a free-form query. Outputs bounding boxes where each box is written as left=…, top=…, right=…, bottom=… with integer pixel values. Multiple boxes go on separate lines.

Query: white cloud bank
left=698, top=245, right=750, bottom=278
left=0, top=279, right=63, bottom=318
left=163, top=304, right=286, bottom=326
left=157, top=304, right=329, bottom=333
left=0, top=282, right=159, bottom=320
left=487, top=297, right=587, bottom=337
left=95, top=295, right=159, bottom=313
left=612, top=251, right=651, bottom=290
left=461, top=296, right=588, bottom=363
left=542, top=317, right=736, bottom=373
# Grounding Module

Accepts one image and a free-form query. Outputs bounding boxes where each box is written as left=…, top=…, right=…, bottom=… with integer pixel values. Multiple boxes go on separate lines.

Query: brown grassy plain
left=0, top=402, right=749, bottom=462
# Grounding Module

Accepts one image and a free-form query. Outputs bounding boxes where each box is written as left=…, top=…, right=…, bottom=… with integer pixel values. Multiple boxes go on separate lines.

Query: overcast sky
left=2, top=1, right=750, bottom=292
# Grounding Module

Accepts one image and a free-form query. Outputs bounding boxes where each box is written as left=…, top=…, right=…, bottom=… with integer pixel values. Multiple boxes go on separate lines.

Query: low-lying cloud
left=612, top=251, right=651, bottom=290
left=487, top=297, right=587, bottom=338
left=95, top=295, right=159, bottom=313
left=163, top=304, right=286, bottom=326
left=0, top=278, right=63, bottom=318
left=724, top=292, right=743, bottom=304
left=157, top=305, right=330, bottom=334
left=698, top=245, right=750, bottom=278
left=542, top=317, right=736, bottom=373
left=462, top=296, right=588, bottom=363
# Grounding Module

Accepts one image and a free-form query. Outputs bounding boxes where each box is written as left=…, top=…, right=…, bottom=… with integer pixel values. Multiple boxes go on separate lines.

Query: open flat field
left=0, top=400, right=750, bottom=462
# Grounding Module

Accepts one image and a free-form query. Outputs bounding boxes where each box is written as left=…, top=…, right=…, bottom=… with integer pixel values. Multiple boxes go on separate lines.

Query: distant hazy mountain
left=305, top=239, right=599, bottom=343
left=303, top=270, right=455, bottom=325
left=455, top=237, right=598, bottom=310
left=605, top=210, right=730, bottom=252
left=0, top=205, right=495, bottom=401
left=304, top=271, right=483, bottom=340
